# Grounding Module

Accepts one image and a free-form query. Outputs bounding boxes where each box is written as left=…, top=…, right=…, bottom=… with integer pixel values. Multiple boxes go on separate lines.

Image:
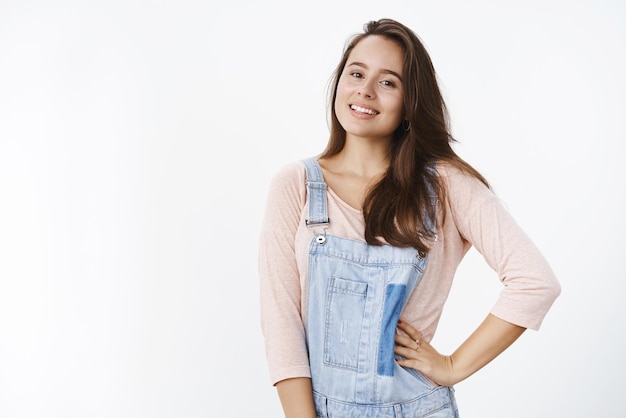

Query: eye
left=350, top=71, right=363, bottom=79
left=380, top=80, right=396, bottom=87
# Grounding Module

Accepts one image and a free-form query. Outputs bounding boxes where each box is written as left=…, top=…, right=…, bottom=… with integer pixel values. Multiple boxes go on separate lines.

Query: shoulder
left=435, top=160, right=490, bottom=192
left=265, top=160, right=309, bottom=202
left=433, top=160, right=498, bottom=216
left=269, top=160, right=307, bottom=187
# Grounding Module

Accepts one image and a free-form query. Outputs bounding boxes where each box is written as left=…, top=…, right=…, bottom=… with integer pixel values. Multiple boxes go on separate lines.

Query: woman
left=259, top=18, right=560, bottom=417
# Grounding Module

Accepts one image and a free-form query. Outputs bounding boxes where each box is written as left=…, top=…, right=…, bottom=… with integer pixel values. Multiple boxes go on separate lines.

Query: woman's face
left=335, top=35, right=405, bottom=144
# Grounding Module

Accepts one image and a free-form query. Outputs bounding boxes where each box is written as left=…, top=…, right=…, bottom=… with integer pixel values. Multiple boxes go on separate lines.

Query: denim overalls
left=303, top=158, right=459, bottom=418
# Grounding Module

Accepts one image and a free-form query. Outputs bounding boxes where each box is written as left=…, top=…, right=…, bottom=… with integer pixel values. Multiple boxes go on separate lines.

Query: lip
left=349, top=103, right=380, bottom=116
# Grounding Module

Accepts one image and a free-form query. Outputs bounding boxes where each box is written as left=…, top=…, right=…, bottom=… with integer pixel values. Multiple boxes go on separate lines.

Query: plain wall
left=0, top=0, right=624, bottom=416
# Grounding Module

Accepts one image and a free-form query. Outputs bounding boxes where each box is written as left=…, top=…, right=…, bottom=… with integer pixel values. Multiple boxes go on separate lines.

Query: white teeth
left=351, top=105, right=378, bottom=115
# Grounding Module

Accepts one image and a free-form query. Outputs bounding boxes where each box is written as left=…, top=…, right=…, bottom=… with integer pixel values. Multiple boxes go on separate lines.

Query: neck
left=327, top=134, right=391, bottom=178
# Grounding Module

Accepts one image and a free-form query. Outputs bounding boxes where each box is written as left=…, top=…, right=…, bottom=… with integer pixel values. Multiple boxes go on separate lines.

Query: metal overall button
left=316, top=234, right=326, bottom=245
left=417, top=250, right=426, bottom=259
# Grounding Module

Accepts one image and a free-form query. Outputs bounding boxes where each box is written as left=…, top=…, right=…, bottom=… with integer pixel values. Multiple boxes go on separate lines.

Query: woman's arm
left=394, top=315, right=525, bottom=386
left=393, top=165, right=558, bottom=386
left=259, top=164, right=316, bottom=414
left=276, top=378, right=317, bottom=418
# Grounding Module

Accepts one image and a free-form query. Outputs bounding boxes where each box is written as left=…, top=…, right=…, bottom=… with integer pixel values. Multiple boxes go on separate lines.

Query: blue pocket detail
left=377, top=284, right=406, bottom=376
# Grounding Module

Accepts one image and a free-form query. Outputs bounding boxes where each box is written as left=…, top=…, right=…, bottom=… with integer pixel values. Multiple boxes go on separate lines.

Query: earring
left=402, top=120, right=411, bottom=131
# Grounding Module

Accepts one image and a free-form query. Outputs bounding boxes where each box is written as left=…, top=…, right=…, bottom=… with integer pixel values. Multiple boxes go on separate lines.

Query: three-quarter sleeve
left=440, top=165, right=561, bottom=330
left=258, top=162, right=311, bottom=385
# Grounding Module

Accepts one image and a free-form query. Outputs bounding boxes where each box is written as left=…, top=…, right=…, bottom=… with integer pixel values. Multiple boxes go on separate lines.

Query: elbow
left=542, top=273, right=562, bottom=307
left=549, top=279, right=562, bottom=304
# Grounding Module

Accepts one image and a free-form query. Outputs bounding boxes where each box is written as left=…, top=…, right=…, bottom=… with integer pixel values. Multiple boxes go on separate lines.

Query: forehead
left=347, top=35, right=405, bottom=73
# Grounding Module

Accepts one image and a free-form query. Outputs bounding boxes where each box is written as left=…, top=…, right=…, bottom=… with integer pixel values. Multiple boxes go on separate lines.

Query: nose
left=357, top=79, right=376, bottom=99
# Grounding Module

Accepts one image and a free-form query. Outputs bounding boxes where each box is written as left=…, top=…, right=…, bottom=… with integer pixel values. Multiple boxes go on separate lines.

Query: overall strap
left=302, top=158, right=329, bottom=226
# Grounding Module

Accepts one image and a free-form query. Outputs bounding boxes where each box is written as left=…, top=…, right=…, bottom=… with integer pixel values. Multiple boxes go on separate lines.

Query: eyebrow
left=347, top=61, right=403, bottom=82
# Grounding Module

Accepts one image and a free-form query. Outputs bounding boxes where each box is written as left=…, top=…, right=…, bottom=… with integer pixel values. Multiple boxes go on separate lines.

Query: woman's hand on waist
left=394, top=315, right=526, bottom=387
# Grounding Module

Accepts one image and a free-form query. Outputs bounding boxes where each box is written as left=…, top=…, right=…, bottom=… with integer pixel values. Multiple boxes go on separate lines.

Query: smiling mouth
left=350, top=104, right=379, bottom=115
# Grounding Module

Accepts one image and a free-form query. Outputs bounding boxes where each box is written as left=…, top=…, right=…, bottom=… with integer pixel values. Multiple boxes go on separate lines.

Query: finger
left=396, top=358, right=420, bottom=369
left=394, top=345, right=421, bottom=360
left=397, top=320, right=423, bottom=341
left=397, top=319, right=416, bottom=333
left=395, top=333, right=420, bottom=350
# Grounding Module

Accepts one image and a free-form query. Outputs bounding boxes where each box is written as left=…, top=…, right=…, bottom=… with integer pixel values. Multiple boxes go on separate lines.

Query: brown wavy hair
left=321, top=18, right=489, bottom=252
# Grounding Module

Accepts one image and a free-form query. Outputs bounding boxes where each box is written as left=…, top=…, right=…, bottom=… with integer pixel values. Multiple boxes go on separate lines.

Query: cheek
left=335, top=79, right=352, bottom=100
left=333, top=91, right=348, bottom=124
left=387, top=96, right=405, bottom=121
left=334, top=82, right=353, bottom=112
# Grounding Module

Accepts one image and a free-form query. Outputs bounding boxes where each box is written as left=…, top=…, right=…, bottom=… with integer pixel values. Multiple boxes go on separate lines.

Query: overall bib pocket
left=323, top=276, right=368, bottom=370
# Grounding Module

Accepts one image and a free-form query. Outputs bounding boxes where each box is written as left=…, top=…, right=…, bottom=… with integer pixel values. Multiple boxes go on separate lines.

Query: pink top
left=259, top=160, right=561, bottom=385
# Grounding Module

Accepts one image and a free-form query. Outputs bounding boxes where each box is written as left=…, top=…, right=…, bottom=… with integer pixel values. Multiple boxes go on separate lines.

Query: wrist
left=445, top=353, right=470, bottom=386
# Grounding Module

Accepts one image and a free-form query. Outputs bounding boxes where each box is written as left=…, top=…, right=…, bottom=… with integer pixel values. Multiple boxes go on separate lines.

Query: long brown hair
left=321, top=18, right=489, bottom=252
